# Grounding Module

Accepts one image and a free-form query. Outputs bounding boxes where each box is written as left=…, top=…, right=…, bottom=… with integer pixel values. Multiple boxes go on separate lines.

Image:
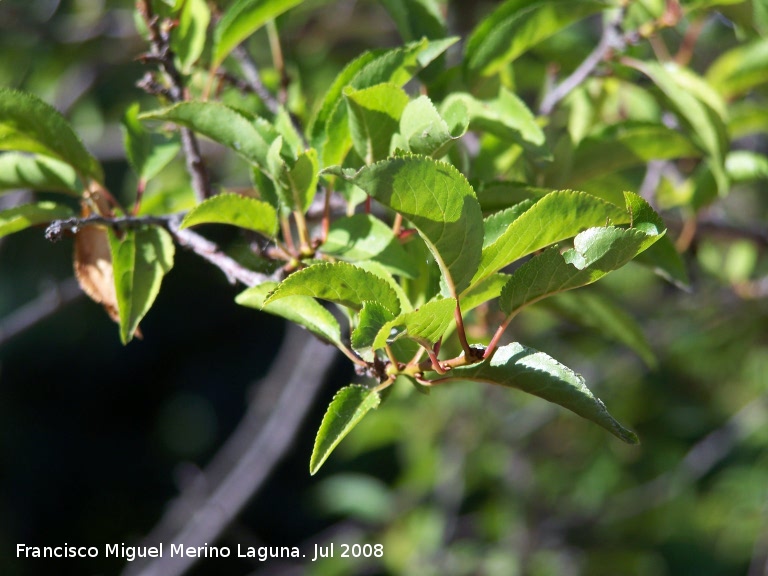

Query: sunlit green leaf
left=0, top=201, right=73, bottom=238
left=442, top=89, right=549, bottom=162
left=372, top=296, right=456, bottom=350
left=470, top=191, right=628, bottom=292
left=352, top=301, right=396, bottom=352
left=706, top=38, right=768, bottom=99
left=432, top=342, right=639, bottom=444
left=236, top=281, right=342, bottom=346
left=499, top=226, right=661, bottom=316
left=140, top=101, right=280, bottom=175
left=179, top=193, right=278, bottom=236
left=0, top=152, right=80, bottom=195
left=173, top=0, right=210, bottom=73
left=266, top=261, right=401, bottom=315
left=0, top=88, right=102, bottom=183
left=330, top=155, right=483, bottom=297
left=398, top=95, right=468, bottom=158
left=283, top=148, right=319, bottom=212
left=310, top=384, right=381, bottom=475
left=108, top=226, right=175, bottom=344
left=212, top=0, right=304, bottom=67
left=344, top=83, right=409, bottom=164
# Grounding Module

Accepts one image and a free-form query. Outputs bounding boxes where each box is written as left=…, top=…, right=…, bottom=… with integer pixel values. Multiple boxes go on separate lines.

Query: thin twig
left=231, top=45, right=280, bottom=115
left=122, top=323, right=339, bottom=576
left=44, top=213, right=279, bottom=287
left=137, top=0, right=212, bottom=201
left=539, top=8, right=628, bottom=115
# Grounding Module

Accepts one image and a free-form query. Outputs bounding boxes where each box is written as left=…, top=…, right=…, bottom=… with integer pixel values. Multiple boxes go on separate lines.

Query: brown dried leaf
left=74, top=223, right=120, bottom=323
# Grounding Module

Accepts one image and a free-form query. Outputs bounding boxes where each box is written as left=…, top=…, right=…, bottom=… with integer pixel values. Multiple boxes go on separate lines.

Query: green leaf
left=321, top=213, right=419, bottom=278
left=352, top=301, right=396, bottom=352
left=283, top=148, right=319, bottom=212
left=706, top=38, right=768, bottom=99
left=0, top=201, right=73, bottom=238
left=179, top=193, right=278, bottom=236
left=464, top=0, right=605, bottom=89
left=310, top=384, right=381, bottom=475
left=441, top=89, right=549, bottom=162
left=432, top=342, right=639, bottom=444
left=0, top=88, right=102, bottom=183
left=482, top=200, right=535, bottom=248
left=470, top=190, right=628, bottom=292
left=372, top=296, right=456, bottom=350
left=380, top=0, right=446, bottom=42
left=344, top=83, right=410, bottom=164
left=122, top=103, right=181, bottom=183
left=108, top=226, right=175, bottom=344
left=546, top=290, right=656, bottom=368
left=309, top=37, right=458, bottom=165
left=569, top=122, right=701, bottom=186
left=460, top=273, right=510, bottom=313
left=212, top=0, right=304, bottom=67
left=140, top=102, right=279, bottom=175
left=726, top=150, right=768, bottom=182
left=265, top=261, right=401, bottom=315
left=330, top=155, right=484, bottom=297
left=499, top=226, right=659, bottom=316
left=236, top=281, right=343, bottom=346
left=0, top=152, right=80, bottom=195
left=173, top=0, right=211, bottom=73
left=625, top=60, right=730, bottom=196
left=398, top=95, right=468, bottom=157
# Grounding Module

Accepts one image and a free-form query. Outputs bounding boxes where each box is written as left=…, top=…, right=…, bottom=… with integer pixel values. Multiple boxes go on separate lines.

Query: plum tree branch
left=44, top=213, right=280, bottom=287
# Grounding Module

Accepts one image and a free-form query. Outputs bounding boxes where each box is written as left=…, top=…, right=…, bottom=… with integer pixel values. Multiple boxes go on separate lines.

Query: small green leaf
left=283, top=148, right=319, bottom=213
left=108, top=226, right=175, bottom=344
left=140, top=102, right=279, bottom=175
left=236, top=281, right=342, bottom=346
left=432, top=342, right=639, bottom=444
left=122, top=103, right=181, bottom=183
left=0, top=152, right=81, bottom=195
left=372, top=296, right=456, bottom=350
left=398, top=95, right=468, bottom=157
left=309, top=38, right=458, bottom=165
left=706, top=38, right=768, bottom=100
left=0, top=201, right=73, bottom=238
left=726, top=150, right=768, bottom=183
left=331, top=155, right=484, bottom=297
left=212, top=0, right=304, bottom=67
left=310, top=384, right=381, bottom=475
left=344, top=83, right=409, bottom=164
left=470, top=190, right=628, bottom=292
left=265, top=261, right=401, bottom=315
left=322, top=214, right=419, bottom=278
left=352, top=301, right=396, bottom=352
left=441, top=89, right=549, bottom=162
left=464, top=0, right=605, bottom=89
left=179, top=193, right=278, bottom=236
left=173, top=0, right=211, bottom=73
left=0, top=88, right=102, bottom=183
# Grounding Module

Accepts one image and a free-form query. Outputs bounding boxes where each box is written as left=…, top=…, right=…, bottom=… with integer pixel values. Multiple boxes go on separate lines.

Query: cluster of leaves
left=2, top=0, right=766, bottom=475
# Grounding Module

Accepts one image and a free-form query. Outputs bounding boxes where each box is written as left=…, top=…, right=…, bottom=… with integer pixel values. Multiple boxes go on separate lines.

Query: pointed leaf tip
left=310, top=385, right=381, bottom=475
